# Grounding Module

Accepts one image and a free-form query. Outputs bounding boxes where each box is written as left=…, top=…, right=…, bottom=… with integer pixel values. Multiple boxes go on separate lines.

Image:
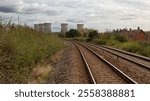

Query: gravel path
left=83, top=43, right=150, bottom=83
left=49, top=41, right=90, bottom=84
left=76, top=44, right=127, bottom=84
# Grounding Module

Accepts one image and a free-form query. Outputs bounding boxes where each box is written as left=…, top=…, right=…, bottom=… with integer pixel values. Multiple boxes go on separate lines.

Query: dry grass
left=0, top=26, right=64, bottom=83
left=28, top=64, right=53, bottom=84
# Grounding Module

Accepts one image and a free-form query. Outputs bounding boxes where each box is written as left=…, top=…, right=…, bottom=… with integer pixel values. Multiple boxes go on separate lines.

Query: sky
left=0, top=0, right=150, bottom=32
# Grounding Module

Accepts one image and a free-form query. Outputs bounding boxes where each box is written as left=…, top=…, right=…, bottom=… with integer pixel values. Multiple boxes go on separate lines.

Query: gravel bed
left=77, top=44, right=127, bottom=84
left=49, top=41, right=90, bottom=84
left=100, top=46, right=150, bottom=67
left=84, top=43, right=150, bottom=84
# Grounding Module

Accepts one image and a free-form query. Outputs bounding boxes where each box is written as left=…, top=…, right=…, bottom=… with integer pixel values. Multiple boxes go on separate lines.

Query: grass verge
left=0, top=26, right=64, bottom=83
left=75, top=34, right=150, bottom=58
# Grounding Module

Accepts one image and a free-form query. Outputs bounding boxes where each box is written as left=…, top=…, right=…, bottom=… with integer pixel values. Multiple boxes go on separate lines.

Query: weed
left=0, top=26, right=64, bottom=83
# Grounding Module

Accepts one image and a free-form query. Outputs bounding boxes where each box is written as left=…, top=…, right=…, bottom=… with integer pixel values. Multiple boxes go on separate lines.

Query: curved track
left=74, top=42, right=137, bottom=84
left=88, top=43, right=150, bottom=70
left=77, top=41, right=150, bottom=83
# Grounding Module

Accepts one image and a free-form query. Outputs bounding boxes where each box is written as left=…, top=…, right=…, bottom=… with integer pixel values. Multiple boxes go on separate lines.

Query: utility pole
left=0, top=16, right=2, bottom=24
left=18, top=16, right=20, bottom=25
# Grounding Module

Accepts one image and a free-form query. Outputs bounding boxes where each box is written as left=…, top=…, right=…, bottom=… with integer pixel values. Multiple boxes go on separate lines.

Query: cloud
left=119, top=14, right=137, bottom=20
left=0, top=6, right=17, bottom=13
left=112, top=0, right=150, bottom=11
left=1, top=0, right=150, bottom=31
left=66, top=18, right=86, bottom=23
left=21, top=3, right=59, bottom=15
left=0, top=0, right=61, bottom=16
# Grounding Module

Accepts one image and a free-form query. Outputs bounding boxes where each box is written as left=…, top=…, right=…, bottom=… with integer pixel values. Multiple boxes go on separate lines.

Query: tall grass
left=0, top=26, right=64, bottom=83
left=95, top=35, right=150, bottom=57
left=75, top=34, right=150, bottom=58
left=118, top=42, right=141, bottom=53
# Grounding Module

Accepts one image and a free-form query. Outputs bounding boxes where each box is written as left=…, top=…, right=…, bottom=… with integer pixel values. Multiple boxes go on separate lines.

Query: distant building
left=34, top=24, right=39, bottom=32
left=128, top=27, right=146, bottom=41
left=44, top=23, right=51, bottom=33
left=39, top=23, right=44, bottom=32
left=144, top=31, right=150, bottom=41
left=61, top=23, right=68, bottom=34
left=112, top=27, right=147, bottom=41
left=77, top=24, right=84, bottom=35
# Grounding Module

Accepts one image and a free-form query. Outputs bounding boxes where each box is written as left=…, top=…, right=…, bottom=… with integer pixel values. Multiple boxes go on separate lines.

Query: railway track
left=77, top=41, right=150, bottom=83
left=73, top=42, right=137, bottom=84
left=87, top=43, right=150, bottom=70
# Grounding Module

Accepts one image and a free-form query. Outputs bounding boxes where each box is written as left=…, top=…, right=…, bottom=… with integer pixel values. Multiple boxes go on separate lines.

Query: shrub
left=114, top=34, right=128, bottom=42
left=93, top=38, right=107, bottom=45
left=120, top=42, right=141, bottom=53
left=66, top=29, right=80, bottom=38
left=87, top=30, right=99, bottom=41
left=143, top=46, right=150, bottom=57
left=106, top=40, right=118, bottom=46
left=138, top=44, right=150, bottom=57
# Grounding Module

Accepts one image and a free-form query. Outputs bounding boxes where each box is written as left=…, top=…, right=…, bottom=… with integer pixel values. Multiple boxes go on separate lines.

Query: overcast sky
left=0, top=0, right=150, bottom=32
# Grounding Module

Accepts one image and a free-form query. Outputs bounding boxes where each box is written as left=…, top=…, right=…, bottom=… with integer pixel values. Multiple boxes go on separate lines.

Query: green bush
left=66, top=29, right=80, bottom=38
left=113, top=34, right=128, bottom=42
left=87, top=30, right=99, bottom=41
left=72, top=31, right=150, bottom=58
left=93, top=38, right=107, bottom=45
left=106, top=40, right=118, bottom=46
left=119, top=42, right=141, bottom=53
left=138, top=46, right=150, bottom=57
left=143, top=46, right=150, bottom=57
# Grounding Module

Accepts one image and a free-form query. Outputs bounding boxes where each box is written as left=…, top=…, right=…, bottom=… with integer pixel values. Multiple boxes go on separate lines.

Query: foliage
left=119, top=42, right=141, bottom=53
left=75, top=33, right=150, bottom=58
left=93, top=38, right=107, bottom=45
left=66, top=29, right=80, bottom=38
left=114, top=34, right=128, bottom=42
left=0, top=26, right=64, bottom=83
left=87, top=30, right=99, bottom=41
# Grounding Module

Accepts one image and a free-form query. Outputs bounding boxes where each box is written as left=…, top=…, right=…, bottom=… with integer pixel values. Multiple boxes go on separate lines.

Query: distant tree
left=66, top=29, right=80, bottom=38
left=88, top=30, right=98, bottom=38
left=87, top=30, right=99, bottom=41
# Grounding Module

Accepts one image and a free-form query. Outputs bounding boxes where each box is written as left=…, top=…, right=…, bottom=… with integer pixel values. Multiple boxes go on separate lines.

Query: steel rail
left=86, top=43, right=150, bottom=70
left=74, top=42, right=97, bottom=84
left=76, top=42, right=137, bottom=84
left=101, top=45, right=150, bottom=61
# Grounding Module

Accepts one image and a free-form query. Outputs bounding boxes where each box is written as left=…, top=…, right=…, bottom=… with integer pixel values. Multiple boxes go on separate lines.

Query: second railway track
left=74, top=42, right=137, bottom=84
left=76, top=41, right=150, bottom=83
left=89, top=43, right=150, bottom=70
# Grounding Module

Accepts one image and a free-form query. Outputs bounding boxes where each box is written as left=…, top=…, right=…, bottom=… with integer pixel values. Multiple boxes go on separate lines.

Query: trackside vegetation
left=75, top=32, right=150, bottom=58
left=0, top=26, right=64, bottom=83
left=66, top=29, right=81, bottom=38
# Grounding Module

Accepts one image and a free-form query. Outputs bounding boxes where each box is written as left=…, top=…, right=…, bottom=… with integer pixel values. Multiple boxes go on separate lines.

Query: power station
left=34, top=23, right=85, bottom=34
left=34, top=24, right=39, bottom=32
left=39, top=23, right=44, bottom=32
left=61, top=23, right=68, bottom=34
left=77, top=24, right=84, bottom=34
left=44, top=23, right=51, bottom=33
